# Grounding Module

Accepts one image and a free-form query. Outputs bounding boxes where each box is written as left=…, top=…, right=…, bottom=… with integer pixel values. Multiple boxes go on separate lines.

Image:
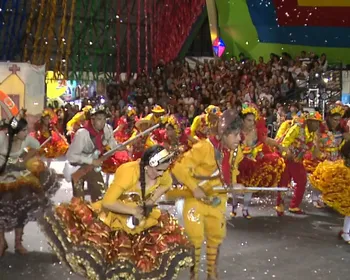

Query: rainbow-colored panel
left=216, top=0, right=350, bottom=63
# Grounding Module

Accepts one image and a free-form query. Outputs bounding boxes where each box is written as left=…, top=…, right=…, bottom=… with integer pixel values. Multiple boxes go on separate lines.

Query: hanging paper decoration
left=212, top=37, right=226, bottom=57
left=151, top=0, right=206, bottom=65
left=2, top=0, right=206, bottom=80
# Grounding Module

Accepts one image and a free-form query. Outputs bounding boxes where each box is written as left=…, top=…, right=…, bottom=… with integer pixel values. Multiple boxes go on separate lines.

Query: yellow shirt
left=171, top=139, right=243, bottom=197
left=281, top=123, right=315, bottom=161
left=275, top=120, right=293, bottom=141
left=144, top=113, right=165, bottom=125
left=190, top=114, right=208, bottom=137
left=66, top=111, right=86, bottom=132
left=94, top=161, right=172, bottom=233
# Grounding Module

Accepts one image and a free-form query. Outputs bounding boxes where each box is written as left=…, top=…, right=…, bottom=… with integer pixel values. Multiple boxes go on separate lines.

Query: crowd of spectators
left=54, top=50, right=333, bottom=135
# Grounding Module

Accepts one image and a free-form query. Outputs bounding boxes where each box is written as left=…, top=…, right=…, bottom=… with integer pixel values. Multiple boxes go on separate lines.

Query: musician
left=42, top=145, right=193, bottom=279
left=171, top=109, right=244, bottom=280
left=0, top=115, right=60, bottom=257
left=66, top=104, right=117, bottom=202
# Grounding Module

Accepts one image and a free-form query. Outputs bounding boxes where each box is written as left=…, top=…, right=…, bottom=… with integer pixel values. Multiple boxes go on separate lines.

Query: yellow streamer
left=45, top=0, right=58, bottom=67
left=37, top=1, right=51, bottom=65
left=64, top=0, right=77, bottom=77
left=55, top=0, right=68, bottom=78
left=23, top=0, right=37, bottom=61
left=32, top=0, right=47, bottom=65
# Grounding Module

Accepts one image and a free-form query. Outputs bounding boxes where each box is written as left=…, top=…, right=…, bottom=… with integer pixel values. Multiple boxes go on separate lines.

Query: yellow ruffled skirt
left=309, top=160, right=350, bottom=216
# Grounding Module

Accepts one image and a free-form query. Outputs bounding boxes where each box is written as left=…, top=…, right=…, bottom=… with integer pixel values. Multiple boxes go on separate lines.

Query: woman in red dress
left=31, top=109, right=69, bottom=166
left=231, top=103, right=285, bottom=219
left=151, top=114, right=190, bottom=154
left=101, top=107, right=136, bottom=183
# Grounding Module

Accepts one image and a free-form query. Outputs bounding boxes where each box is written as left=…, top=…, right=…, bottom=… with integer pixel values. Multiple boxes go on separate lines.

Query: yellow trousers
left=183, top=197, right=226, bottom=279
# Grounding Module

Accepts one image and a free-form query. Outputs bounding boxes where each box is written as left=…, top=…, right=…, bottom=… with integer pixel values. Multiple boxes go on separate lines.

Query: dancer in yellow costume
left=171, top=109, right=244, bottom=280
left=41, top=145, right=193, bottom=279
left=66, top=105, right=92, bottom=138
left=189, top=105, right=221, bottom=141
left=143, top=104, right=166, bottom=125
left=309, top=141, right=350, bottom=244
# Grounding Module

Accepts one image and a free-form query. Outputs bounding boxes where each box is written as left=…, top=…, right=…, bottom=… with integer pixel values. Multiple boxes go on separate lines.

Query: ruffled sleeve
left=190, top=115, right=201, bottom=137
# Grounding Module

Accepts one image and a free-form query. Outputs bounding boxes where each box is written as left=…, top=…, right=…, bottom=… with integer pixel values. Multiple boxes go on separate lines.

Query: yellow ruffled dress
left=309, top=160, right=350, bottom=216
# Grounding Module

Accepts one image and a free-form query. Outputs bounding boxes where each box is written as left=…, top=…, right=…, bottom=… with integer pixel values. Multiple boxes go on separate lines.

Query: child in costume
left=309, top=140, right=350, bottom=244
left=231, top=103, right=285, bottom=219
left=171, top=109, right=244, bottom=280
left=276, top=111, right=322, bottom=215
left=41, top=145, right=193, bottom=279
left=0, top=116, right=60, bottom=257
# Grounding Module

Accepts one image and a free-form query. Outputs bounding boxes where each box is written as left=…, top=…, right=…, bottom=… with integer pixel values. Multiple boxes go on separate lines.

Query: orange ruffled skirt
left=238, top=152, right=285, bottom=188
left=309, top=160, right=350, bottom=216
left=40, top=198, right=193, bottom=280
left=39, top=137, right=69, bottom=158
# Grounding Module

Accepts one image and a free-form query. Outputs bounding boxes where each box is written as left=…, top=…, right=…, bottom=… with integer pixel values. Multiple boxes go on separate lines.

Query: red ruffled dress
left=31, top=122, right=69, bottom=158
left=102, top=117, right=132, bottom=174
left=238, top=119, right=285, bottom=188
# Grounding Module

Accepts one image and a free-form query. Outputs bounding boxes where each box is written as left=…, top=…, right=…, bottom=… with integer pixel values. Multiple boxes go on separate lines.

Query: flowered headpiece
left=205, top=105, right=221, bottom=116
left=126, top=106, right=137, bottom=117
left=241, top=103, right=259, bottom=120
left=42, top=109, right=52, bottom=118
left=306, top=111, right=322, bottom=121
left=151, top=105, right=165, bottom=113
left=166, top=115, right=181, bottom=136
left=328, top=104, right=345, bottom=117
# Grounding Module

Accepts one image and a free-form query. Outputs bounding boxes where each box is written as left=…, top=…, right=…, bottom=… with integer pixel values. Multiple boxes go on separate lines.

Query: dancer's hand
left=133, top=206, right=144, bottom=220
left=193, top=187, right=207, bottom=200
